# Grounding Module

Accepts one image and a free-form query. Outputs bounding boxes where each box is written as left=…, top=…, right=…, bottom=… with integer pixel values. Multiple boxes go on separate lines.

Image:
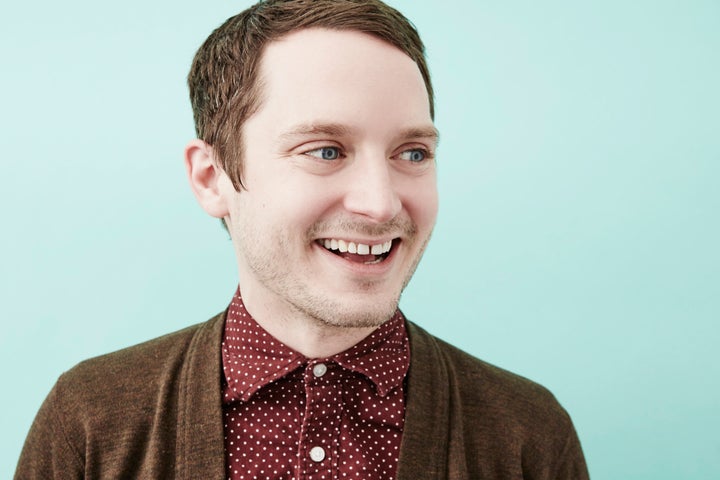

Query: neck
left=238, top=288, right=378, bottom=359
left=261, top=318, right=376, bottom=358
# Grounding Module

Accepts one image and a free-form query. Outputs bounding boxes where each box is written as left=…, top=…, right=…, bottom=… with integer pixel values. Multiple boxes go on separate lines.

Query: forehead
left=252, top=28, right=432, bottom=130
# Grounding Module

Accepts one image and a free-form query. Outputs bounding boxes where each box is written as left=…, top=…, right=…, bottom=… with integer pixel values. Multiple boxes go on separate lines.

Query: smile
left=318, top=238, right=394, bottom=265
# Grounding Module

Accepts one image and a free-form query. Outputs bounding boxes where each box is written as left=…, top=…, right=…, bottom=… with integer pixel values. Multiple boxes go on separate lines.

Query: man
left=16, top=0, right=589, bottom=478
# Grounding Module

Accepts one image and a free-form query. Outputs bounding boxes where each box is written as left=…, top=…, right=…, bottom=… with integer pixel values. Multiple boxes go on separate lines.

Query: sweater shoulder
left=17, top=314, right=226, bottom=479
left=407, top=321, right=573, bottom=429
left=54, top=312, right=224, bottom=414
left=404, top=322, right=590, bottom=479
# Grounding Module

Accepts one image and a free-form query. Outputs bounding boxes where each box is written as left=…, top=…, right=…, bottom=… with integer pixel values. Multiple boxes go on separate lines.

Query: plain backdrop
left=2, top=1, right=718, bottom=478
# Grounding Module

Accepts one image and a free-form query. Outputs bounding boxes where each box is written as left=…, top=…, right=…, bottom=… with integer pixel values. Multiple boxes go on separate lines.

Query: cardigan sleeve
left=552, top=422, right=590, bottom=480
left=15, top=375, right=84, bottom=479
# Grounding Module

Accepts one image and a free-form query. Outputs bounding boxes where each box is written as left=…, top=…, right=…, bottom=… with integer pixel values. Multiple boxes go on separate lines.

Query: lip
left=313, top=238, right=400, bottom=276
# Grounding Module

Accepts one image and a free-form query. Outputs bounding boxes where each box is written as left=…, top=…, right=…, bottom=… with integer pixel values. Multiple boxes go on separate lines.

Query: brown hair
left=188, top=0, right=434, bottom=190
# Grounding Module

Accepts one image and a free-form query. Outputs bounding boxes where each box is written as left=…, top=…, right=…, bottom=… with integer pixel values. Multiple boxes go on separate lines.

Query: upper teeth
left=322, top=239, right=392, bottom=255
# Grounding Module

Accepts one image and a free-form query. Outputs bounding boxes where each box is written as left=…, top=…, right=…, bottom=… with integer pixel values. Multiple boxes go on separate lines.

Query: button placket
left=299, top=362, right=342, bottom=478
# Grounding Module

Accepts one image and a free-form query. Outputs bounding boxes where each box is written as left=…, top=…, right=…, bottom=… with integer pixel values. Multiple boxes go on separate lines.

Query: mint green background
left=2, top=1, right=718, bottom=478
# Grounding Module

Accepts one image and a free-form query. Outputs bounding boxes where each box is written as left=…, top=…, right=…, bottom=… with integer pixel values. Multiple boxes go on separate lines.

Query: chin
left=299, top=291, right=401, bottom=330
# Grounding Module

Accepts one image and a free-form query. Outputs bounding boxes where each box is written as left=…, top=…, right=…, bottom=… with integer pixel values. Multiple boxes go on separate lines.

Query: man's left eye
left=305, top=147, right=341, bottom=160
left=398, top=149, right=428, bottom=163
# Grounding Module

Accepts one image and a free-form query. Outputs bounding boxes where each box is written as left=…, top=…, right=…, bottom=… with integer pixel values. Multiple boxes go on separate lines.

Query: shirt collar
left=222, top=288, right=410, bottom=402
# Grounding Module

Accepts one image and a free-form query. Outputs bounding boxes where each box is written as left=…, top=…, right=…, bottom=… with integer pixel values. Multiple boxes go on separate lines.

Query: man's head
left=185, top=0, right=438, bottom=333
left=187, top=0, right=434, bottom=190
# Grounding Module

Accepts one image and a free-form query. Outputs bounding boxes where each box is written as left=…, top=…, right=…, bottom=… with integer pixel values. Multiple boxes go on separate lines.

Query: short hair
left=188, top=0, right=434, bottom=190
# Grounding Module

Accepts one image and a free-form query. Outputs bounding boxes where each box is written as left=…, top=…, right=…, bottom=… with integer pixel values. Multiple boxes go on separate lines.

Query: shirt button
left=312, top=363, right=328, bottom=377
left=309, top=446, right=326, bottom=462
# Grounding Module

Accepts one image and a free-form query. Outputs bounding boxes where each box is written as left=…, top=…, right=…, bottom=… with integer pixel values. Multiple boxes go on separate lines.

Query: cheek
left=245, top=199, right=330, bottom=249
left=402, top=180, right=438, bottom=230
left=283, top=181, right=344, bottom=217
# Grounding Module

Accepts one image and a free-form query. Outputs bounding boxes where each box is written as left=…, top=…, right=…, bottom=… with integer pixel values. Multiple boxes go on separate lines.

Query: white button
left=312, top=363, right=327, bottom=377
left=309, top=446, right=325, bottom=462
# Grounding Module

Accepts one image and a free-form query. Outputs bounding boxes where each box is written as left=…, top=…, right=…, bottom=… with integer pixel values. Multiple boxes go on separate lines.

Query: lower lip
left=313, top=241, right=399, bottom=275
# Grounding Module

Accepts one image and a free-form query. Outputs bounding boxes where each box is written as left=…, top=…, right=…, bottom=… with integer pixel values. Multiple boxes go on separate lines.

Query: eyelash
left=305, top=147, right=344, bottom=161
left=398, top=148, right=432, bottom=163
left=303, top=146, right=432, bottom=163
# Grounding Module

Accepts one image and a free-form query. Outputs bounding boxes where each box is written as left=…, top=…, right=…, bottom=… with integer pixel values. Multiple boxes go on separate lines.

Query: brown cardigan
left=15, top=312, right=589, bottom=479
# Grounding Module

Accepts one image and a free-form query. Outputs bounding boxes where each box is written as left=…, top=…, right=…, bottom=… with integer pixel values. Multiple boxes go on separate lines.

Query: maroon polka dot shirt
left=222, top=290, right=410, bottom=480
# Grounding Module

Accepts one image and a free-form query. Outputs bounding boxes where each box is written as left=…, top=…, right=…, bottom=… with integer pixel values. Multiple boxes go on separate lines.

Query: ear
left=184, top=139, right=230, bottom=218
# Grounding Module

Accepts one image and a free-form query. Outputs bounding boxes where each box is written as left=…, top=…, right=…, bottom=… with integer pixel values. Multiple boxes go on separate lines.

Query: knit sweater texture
left=15, top=312, right=589, bottom=479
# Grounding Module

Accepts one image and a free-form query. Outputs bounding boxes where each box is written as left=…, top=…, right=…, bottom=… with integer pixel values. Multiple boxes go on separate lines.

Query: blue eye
left=399, top=149, right=427, bottom=162
left=307, top=147, right=341, bottom=160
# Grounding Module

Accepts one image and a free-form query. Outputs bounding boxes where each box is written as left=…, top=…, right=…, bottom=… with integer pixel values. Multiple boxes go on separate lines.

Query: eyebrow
left=280, top=123, right=354, bottom=140
left=280, top=123, right=440, bottom=144
left=400, top=126, right=440, bottom=145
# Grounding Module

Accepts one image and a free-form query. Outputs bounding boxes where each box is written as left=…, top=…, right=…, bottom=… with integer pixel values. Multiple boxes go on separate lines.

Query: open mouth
left=317, top=238, right=395, bottom=265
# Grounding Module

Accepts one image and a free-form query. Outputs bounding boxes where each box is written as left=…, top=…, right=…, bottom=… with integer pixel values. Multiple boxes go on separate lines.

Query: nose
left=342, top=156, right=402, bottom=223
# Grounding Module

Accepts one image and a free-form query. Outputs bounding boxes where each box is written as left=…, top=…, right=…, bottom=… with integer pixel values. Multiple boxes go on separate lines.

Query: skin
left=186, top=28, right=438, bottom=358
